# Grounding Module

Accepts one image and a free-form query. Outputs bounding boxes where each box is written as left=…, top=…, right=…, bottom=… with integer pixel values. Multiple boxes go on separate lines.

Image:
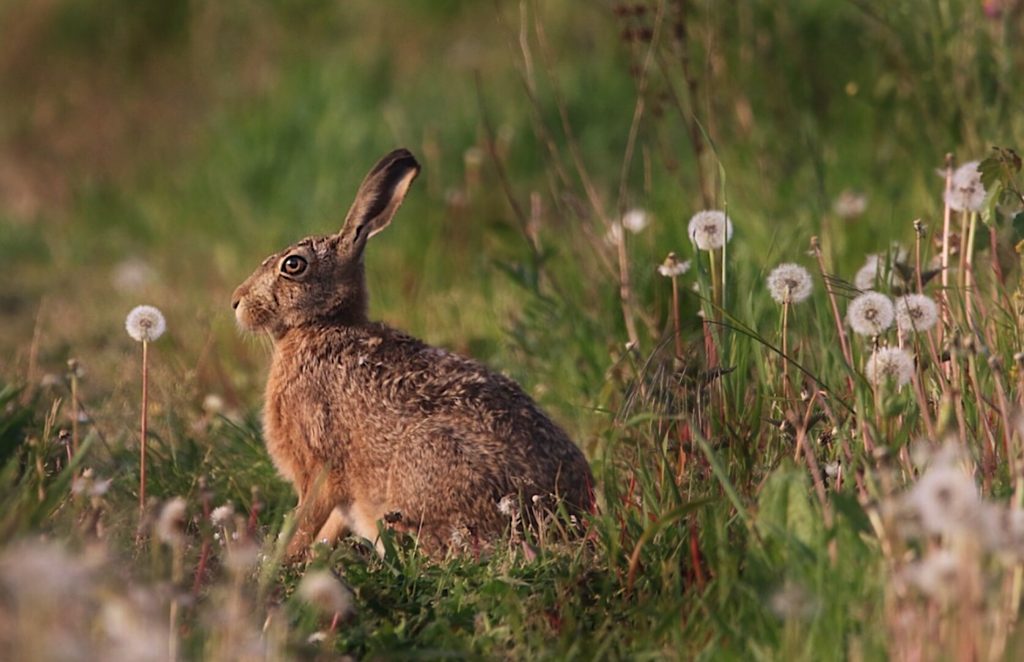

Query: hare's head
left=232, top=149, right=420, bottom=337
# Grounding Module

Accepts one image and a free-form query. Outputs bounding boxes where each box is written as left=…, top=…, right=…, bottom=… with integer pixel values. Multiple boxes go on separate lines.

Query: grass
left=3, top=0, right=1024, bottom=658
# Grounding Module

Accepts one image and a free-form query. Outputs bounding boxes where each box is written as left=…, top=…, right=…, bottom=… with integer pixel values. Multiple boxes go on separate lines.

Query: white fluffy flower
left=833, top=189, right=868, bottom=219
left=906, top=459, right=980, bottom=536
left=766, top=263, right=813, bottom=304
left=864, top=347, right=915, bottom=386
left=687, top=210, right=733, bottom=251
left=298, top=570, right=355, bottom=617
left=657, top=252, right=691, bottom=278
left=945, top=160, right=987, bottom=212
left=125, top=305, right=166, bottom=343
left=895, top=294, right=939, bottom=333
left=155, top=497, right=188, bottom=546
left=621, top=208, right=649, bottom=234
left=847, top=292, right=894, bottom=336
left=604, top=222, right=624, bottom=247
left=210, top=504, right=235, bottom=527
left=853, top=255, right=892, bottom=291
left=906, top=549, right=962, bottom=600
left=497, top=495, right=517, bottom=517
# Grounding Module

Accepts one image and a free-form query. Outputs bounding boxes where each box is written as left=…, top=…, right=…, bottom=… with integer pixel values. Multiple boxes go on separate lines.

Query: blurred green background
left=1, top=0, right=1021, bottom=440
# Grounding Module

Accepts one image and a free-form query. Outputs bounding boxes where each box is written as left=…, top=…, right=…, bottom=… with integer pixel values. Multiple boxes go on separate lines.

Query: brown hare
left=232, top=149, right=593, bottom=558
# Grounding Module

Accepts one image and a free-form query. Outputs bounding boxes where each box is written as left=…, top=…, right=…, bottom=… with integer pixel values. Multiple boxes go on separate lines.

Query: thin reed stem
left=140, top=340, right=149, bottom=512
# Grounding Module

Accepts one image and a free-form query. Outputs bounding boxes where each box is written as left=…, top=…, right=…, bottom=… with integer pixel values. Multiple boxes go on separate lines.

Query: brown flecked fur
left=232, top=149, right=593, bottom=558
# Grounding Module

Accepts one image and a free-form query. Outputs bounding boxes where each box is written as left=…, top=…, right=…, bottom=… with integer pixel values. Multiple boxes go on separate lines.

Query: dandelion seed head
left=604, top=222, right=624, bottom=247
left=766, top=263, right=813, bottom=304
left=853, top=254, right=895, bottom=291
left=906, top=459, right=980, bottom=536
left=847, top=291, right=895, bottom=336
left=497, top=495, right=517, bottom=517
left=945, top=160, right=987, bottom=212
left=769, top=581, right=816, bottom=620
left=833, top=189, right=868, bottom=219
left=687, top=210, right=733, bottom=251
left=658, top=252, right=691, bottom=278
left=621, top=208, right=649, bottom=234
left=210, top=504, right=235, bottom=527
left=111, top=258, right=156, bottom=294
left=155, top=497, right=188, bottom=546
left=895, top=294, right=939, bottom=333
left=298, top=570, right=355, bottom=617
left=125, top=305, right=166, bottom=343
left=906, top=549, right=962, bottom=599
left=202, top=394, right=225, bottom=415
left=865, top=347, right=915, bottom=387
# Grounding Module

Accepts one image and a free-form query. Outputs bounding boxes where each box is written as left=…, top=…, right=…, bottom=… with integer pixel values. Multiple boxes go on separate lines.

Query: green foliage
left=2, top=0, right=1024, bottom=657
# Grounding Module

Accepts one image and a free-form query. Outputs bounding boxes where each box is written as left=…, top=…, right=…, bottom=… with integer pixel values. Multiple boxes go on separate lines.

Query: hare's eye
left=281, top=255, right=308, bottom=277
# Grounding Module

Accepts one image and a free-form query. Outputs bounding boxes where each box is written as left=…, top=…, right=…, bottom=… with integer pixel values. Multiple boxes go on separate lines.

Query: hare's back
left=328, top=324, right=590, bottom=490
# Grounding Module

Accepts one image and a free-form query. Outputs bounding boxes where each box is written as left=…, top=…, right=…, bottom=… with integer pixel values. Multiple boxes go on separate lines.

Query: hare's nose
left=232, top=299, right=240, bottom=310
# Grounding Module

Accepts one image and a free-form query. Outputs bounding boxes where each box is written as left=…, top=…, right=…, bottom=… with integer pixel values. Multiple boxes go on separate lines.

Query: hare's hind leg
left=286, top=488, right=338, bottom=560
left=314, top=507, right=350, bottom=547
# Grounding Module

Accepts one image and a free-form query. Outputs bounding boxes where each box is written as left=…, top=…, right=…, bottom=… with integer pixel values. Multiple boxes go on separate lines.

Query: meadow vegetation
left=2, top=0, right=1024, bottom=658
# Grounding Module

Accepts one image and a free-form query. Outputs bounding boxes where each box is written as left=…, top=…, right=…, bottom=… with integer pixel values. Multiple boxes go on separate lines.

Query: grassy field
left=3, top=0, right=1024, bottom=659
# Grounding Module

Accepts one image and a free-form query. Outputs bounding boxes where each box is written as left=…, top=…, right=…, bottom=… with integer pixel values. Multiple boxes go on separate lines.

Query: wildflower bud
left=658, top=252, right=690, bottom=278
left=66, top=358, right=84, bottom=378
left=913, top=218, right=926, bottom=236
left=1014, top=352, right=1024, bottom=367
left=988, top=355, right=1003, bottom=372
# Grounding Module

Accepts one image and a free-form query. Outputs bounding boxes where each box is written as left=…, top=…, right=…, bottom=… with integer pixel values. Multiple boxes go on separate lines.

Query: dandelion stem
left=140, top=339, right=149, bottom=512
left=940, top=154, right=953, bottom=353
left=69, top=360, right=79, bottom=456
left=964, top=211, right=978, bottom=330
left=616, top=232, right=640, bottom=347
left=781, top=298, right=791, bottom=401
left=670, top=275, right=683, bottom=361
left=810, top=237, right=854, bottom=379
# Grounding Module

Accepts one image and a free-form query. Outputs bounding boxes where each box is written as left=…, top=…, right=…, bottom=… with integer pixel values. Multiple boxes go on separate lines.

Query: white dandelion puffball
left=621, top=208, right=649, bottom=234
left=210, top=504, right=235, bottom=527
left=658, top=252, right=691, bottom=278
left=767, top=263, right=813, bottom=304
left=906, top=459, right=980, bottom=536
left=945, top=160, right=987, bottom=212
left=906, top=549, right=962, bottom=600
left=298, top=569, right=355, bottom=617
left=833, top=189, right=868, bottom=219
left=687, top=210, right=733, bottom=251
left=853, top=254, right=895, bottom=291
left=847, top=291, right=894, bottom=336
left=895, top=294, right=939, bottom=333
left=155, top=497, right=188, bottom=546
left=604, top=222, right=624, bottom=247
left=864, top=347, right=915, bottom=387
left=125, top=305, right=166, bottom=342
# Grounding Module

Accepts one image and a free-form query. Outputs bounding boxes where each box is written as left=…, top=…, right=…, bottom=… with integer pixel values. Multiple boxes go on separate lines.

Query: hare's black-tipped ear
left=339, top=149, right=420, bottom=250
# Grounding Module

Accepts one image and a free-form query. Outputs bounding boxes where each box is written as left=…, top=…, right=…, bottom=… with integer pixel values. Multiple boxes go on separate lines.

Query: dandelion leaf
left=755, top=465, right=821, bottom=559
